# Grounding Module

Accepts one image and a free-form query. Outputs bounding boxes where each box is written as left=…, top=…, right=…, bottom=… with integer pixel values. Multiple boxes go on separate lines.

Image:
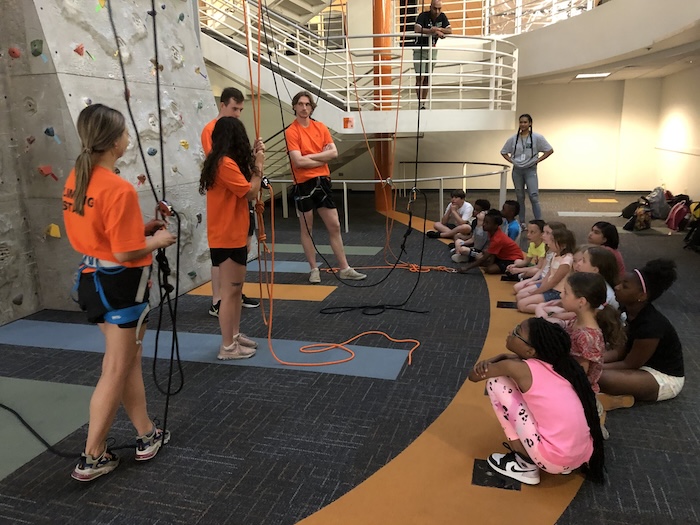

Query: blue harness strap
left=73, top=257, right=150, bottom=326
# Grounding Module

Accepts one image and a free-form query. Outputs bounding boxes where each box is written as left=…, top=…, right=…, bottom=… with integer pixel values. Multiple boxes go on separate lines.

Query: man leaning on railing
left=413, top=0, right=452, bottom=108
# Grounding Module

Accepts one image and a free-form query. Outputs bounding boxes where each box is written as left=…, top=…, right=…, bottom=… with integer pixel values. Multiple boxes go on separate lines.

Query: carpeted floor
left=0, top=189, right=697, bottom=524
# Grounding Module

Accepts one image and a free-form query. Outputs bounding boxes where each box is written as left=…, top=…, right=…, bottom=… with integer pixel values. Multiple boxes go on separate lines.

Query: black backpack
left=685, top=221, right=700, bottom=252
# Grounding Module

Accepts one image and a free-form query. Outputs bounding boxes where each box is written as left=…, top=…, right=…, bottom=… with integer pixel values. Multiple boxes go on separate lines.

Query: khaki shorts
left=640, top=366, right=685, bottom=401
left=413, top=48, right=438, bottom=76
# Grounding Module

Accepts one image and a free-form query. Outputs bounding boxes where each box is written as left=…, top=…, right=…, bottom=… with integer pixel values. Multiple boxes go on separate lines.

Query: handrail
left=198, top=0, right=519, bottom=115
left=267, top=162, right=509, bottom=232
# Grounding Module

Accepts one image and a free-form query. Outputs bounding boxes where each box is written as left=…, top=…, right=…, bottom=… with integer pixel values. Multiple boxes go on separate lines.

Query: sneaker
left=426, top=230, right=440, bottom=239
left=309, top=267, right=321, bottom=284
left=448, top=242, right=456, bottom=249
left=208, top=300, right=220, bottom=318
left=71, top=449, right=120, bottom=482
left=339, top=267, right=367, bottom=281
left=136, top=426, right=171, bottom=461
left=449, top=248, right=456, bottom=255
left=451, top=253, right=470, bottom=263
left=238, top=333, right=258, bottom=349
left=241, top=294, right=260, bottom=308
left=487, top=450, right=540, bottom=485
left=218, top=337, right=256, bottom=360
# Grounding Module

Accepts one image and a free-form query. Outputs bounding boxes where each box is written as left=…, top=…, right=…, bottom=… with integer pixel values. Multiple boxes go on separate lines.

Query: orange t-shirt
left=201, top=118, right=217, bottom=155
left=285, top=119, right=332, bottom=184
left=62, top=166, right=151, bottom=267
left=206, top=157, right=252, bottom=249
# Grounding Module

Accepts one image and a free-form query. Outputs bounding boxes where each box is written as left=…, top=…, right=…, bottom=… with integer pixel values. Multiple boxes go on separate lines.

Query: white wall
left=655, top=66, right=700, bottom=197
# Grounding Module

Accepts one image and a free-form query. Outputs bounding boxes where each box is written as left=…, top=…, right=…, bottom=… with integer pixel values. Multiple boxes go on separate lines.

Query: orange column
left=373, top=0, right=393, bottom=212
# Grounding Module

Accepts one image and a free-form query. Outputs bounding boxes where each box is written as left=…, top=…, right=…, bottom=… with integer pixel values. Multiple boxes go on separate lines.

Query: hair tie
left=633, top=269, right=647, bottom=295
left=82, top=146, right=92, bottom=154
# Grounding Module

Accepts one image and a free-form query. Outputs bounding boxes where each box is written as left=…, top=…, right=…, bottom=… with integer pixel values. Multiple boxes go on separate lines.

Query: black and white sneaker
left=487, top=448, right=540, bottom=485
left=208, top=300, right=220, bottom=317
left=241, top=294, right=260, bottom=308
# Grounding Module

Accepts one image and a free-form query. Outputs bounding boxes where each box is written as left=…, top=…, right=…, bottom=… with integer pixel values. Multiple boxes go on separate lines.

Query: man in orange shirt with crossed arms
left=285, top=91, right=366, bottom=284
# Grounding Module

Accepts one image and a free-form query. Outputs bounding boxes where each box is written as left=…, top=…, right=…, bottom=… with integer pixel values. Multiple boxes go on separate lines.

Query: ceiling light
left=575, top=72, right=611, bottom=79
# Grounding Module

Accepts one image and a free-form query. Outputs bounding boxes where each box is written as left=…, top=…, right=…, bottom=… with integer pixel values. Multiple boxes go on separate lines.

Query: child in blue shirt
left=501, top=200, right=521, bottom=241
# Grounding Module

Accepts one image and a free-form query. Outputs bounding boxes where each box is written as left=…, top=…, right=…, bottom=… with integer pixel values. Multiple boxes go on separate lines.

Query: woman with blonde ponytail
left=62, top=103, right=176, bottom=482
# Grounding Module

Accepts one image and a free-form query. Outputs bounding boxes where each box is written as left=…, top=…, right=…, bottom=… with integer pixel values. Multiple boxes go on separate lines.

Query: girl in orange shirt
left=199, top=117, right=264, bottom=360
left=63, top=104, right=176, bottom=481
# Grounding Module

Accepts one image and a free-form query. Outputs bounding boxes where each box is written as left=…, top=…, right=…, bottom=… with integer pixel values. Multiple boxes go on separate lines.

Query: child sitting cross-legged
left=455, top=209, right=523, bottom=274
left=469, top=317, right=605, bottom=486
left=516, top=224, right=576, bottom=313
left=506, top=219, right=546, bottom=279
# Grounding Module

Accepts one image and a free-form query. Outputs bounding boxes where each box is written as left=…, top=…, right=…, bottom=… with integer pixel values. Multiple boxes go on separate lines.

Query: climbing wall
left=0, top=0, right=216, bottom=325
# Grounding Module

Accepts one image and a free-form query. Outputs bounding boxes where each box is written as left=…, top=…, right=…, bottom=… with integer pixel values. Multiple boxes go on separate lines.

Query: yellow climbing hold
left=179, top=140, right=189, bottom=150
left=46, top=223, right=61, bottom=238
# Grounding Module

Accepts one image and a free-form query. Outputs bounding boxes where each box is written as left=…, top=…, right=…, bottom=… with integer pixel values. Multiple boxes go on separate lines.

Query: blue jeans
left=512, top=166, right=541, bottom=223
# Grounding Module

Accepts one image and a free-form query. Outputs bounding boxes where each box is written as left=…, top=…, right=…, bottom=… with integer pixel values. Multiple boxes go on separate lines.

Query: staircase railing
left=198, top=0, right=518, bottom=113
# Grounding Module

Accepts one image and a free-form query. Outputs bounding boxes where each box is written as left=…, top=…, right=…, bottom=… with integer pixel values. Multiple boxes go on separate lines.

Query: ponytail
left=72, top=150, right=94, bottom=215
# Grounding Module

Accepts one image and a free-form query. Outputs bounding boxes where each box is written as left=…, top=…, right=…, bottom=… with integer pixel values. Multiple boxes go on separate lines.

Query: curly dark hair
left=526, top=317, right=605, bottom=484
left=199, top=117, right=253, bottom=195
left=637, top=258, right=677, bottom=302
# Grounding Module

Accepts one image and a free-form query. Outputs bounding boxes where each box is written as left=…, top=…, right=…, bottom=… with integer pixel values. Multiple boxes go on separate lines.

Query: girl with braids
left=200, top=117, right=263, bottom=360
left=500, top=114, right=553, bottom=224
left=600, top=259, right=684, bottom=402
left=63, top=104, right=176, bottom=481
left=587, top=221, right=626, bottom=278
left=469, top=318, right=605, bottom=485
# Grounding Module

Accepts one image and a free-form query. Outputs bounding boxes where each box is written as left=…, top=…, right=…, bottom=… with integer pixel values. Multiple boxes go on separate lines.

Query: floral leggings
left=487, top=376, right=572, bottom=474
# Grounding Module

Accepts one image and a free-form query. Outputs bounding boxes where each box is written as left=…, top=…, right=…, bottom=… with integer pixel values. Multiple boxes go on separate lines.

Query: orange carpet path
left=300, top=210, right=584, bottom=525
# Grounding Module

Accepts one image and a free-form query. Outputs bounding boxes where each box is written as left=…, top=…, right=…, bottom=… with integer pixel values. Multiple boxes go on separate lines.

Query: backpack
left=623, top=204, right=652, bottom=231
left=645, top=186, right=671, bottom=220
left=665, top=201, right=690, bottom=231
left=621, top=200, right=640, bottom=219
left=684, top=221, right=700, bottom=252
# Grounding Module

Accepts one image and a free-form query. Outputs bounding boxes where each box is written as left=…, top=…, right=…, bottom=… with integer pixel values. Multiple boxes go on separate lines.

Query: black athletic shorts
left=210, top=247, right=247, bottom=267
left=495, top=258, right=516, bottom=274
left=293, top=177, right=336, bottom=213
left=77, top=266, right=151, bottom=328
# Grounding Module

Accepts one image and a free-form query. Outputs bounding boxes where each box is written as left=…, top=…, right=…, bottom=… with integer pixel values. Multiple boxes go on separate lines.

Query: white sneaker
left=339, top=267, right=367, bottom=280
left=309, top=267, right=321, bottom=283
left=451, top=253, right=469, bottom=263
left=487, top=450, right=540, bottom=485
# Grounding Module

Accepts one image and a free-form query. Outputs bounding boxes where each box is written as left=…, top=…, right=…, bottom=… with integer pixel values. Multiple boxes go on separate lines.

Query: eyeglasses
left=511, top=324, right=531, bottom=346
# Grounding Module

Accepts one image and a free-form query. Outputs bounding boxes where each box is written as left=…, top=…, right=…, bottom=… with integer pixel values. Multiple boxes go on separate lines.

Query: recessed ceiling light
left=575, top=72, right=611, bottom=79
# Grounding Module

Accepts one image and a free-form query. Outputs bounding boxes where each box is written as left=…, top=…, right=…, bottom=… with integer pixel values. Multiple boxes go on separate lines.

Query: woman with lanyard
left=501, top=114, right=554, bottom=226
left=63, top=104, right=176, bottom=481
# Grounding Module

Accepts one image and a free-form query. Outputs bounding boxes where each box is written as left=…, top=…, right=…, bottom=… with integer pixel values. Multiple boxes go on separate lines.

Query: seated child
left=587, top=221, right=625, bottom=279
left=426, top=189, right=473, bottom=240
left=452, top=207, right=489, bottom=263
left=501, top=200, right=521, bottom=241
left=506, top=219, right=545, bottom=279
left=513, top=221, right=567, bottom=295
left=600, top=259, right=684, bottom=402
left=516, top=225, right=576, bottom=313
left=469, top=317, right=605, bottom=486
left=456, top=210, right=523, bottom=274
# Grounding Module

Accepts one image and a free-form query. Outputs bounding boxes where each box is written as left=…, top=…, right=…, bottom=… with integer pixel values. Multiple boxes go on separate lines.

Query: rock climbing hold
left=30, top=39, right=43, bottom=57
left=194, top=66, right=207, bottom=79
left=38, top=165, right=58, bottom=181
left=45, top=223, right=61, bottom=238
left=137, top=174, right=147, bottom=185
left=44, top=127, right=55, bottom=137
left=74, top=44, right=85, bottom=56
left=147, top=147, right=157, bottom=156
left=26, top=136, right=36, bottom=145
left=195, top=100, right=203, bottom=110
left=171, top=165, right=179, bottom=173
left=179, top=140, right=189, bottom=150
left=187, top=271, right=197, bottom=279
left=178, top=13, right=185, bottom=22
left=83, top=97, right=92, bottom=106
left=8, top=47, right=21, bottom=59
left=12, top=294, right=24, bottom=306
left=196, top=213, right=202, bottom=224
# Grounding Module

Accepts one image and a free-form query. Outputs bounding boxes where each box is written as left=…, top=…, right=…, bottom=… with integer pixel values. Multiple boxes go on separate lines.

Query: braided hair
left=512, top=113, right=534, bottom=159
left=526, top=317, right=605, bottom=483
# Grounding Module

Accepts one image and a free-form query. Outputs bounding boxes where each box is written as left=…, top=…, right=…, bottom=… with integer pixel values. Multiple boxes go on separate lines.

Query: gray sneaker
left=339, top=267, right=366, bottom=280
left=71, top=449, right=119, bottom=482
left=136, top=426, right=171, bottom=461
left=309, top=267, right=321, bottom=283
left=238, top=333, right=258, bottom=349
left=218, top=338, right=256, bottom=360
left=451, top=253, right=470, bottom=263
